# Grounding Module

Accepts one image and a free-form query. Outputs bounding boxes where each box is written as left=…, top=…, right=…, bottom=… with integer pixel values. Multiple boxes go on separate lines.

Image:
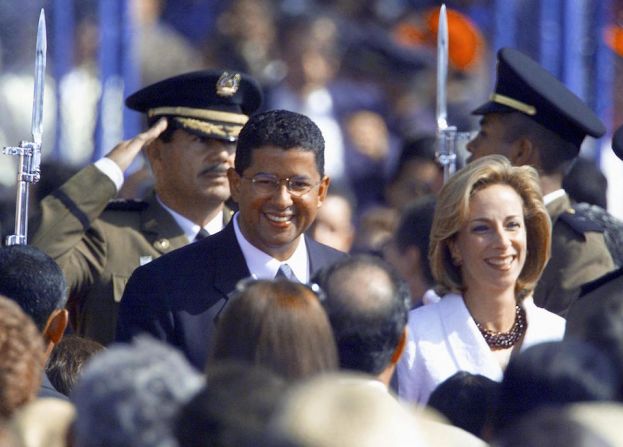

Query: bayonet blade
left=31, top=8, right=46, bottom=146
left=436, top=4, right=448, bottom=132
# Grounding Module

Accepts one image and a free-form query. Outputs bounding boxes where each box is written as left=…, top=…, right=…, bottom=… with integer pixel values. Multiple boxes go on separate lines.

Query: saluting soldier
left=466, top=48, right=615, bottom=317
left=32, top=70, right=262, bottom=345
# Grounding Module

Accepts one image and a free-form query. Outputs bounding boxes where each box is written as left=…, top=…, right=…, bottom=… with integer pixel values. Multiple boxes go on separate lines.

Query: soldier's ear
left=143, top=139, right=162, bottom=163
left=511, top=137, right=537, bottom=166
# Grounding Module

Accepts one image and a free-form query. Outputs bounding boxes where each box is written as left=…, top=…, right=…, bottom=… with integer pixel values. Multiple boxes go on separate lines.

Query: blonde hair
left=429, top=154, right=551, bottom=298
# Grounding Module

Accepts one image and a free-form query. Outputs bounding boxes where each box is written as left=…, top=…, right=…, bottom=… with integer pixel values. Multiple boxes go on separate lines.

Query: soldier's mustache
left=199, top=163, right=228, bottom=176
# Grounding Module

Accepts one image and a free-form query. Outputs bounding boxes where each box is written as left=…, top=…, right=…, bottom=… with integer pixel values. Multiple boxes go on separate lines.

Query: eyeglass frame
left=240, top=173, right=323, bottom=197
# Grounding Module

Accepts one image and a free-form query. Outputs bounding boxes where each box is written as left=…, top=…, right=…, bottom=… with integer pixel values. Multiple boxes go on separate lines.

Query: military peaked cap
left=126, top=70, right=262, bottom=142
left=472, top=48, right=605, bottom=152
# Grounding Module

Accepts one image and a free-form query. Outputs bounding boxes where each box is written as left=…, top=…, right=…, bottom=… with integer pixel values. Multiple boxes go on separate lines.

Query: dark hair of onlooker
left=491, top=340, right=619, bottom=434
left=175, top=361, right=286, bottom=447
left=393, top=195, right=436, bottom=286
left=388, top=134, right=437, bottom=183
left=562, top=157, right=608, bottom=208
left=235, top=109, right=325, bottom=176
left=45, top=335, right=105, bottom=397
left=211, top=279, right=338, bottom=381
left=0, top=295, right=45, bottom=419
left=427, top=371, right=499, bottom=438
left=491, top=406, right=611, bottom=447
left=312, top=255, right=410, bottom=375
left=0, top=245, right=67, bottom=331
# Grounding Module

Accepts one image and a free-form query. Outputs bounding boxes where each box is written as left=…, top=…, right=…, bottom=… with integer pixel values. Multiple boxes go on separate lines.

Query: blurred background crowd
left=1, top=0, right=623, bottom=243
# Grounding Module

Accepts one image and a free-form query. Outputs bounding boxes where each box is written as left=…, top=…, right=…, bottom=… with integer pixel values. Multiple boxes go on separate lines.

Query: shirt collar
left=232, top=212, right=309, bottom=282
left=156, top=195, right=224, bottom=241
left=542, top=189, right=566, bottom=206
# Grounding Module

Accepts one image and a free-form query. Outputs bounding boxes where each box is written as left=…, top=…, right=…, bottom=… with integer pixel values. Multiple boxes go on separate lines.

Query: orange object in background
left=394, top=7, right=485, bottom=72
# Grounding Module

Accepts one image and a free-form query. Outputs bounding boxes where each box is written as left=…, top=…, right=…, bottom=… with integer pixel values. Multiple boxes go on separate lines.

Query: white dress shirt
left=232, top=212, right=310, bottom=282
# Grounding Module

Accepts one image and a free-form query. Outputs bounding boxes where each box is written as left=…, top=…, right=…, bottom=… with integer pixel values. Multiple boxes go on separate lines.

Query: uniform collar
left=542, top=189, right=566, bottom=206
left=156, top=195, right=224, bottom=241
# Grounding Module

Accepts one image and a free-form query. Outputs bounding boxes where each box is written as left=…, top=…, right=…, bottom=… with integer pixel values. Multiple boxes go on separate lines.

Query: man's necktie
left=275, top=263, right=296, bottom=281
left=194, top=228, right=210, bottom=242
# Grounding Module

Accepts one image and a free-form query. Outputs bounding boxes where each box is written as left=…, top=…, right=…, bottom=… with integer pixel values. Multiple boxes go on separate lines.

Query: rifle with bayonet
left=3, top=9, right=47, bottom=246
left=435, top=4, right=471, bottom=183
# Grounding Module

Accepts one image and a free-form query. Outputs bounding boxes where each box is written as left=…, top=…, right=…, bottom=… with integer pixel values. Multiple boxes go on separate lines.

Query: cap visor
left=471, top=101, right=515, bottom=115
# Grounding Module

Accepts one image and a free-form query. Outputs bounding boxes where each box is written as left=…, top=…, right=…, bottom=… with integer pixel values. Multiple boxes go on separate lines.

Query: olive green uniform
left=533, top=193, right=615, bottom=317
left=31, top=164, right=232, bottom=345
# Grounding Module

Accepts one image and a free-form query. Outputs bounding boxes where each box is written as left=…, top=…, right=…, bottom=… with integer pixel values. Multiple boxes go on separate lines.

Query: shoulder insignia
left=557, top=206, right=605, bottom=236
left=105, top=198, right=148, bottom=212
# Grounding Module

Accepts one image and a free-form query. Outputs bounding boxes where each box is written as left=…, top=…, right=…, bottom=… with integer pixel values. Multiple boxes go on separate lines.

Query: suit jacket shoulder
left=305, top=236, right=348, bottom=276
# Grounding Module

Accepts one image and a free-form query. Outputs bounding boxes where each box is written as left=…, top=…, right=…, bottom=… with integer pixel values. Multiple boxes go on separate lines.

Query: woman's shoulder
left=408, top=293, right=465, bottom=332
left=524, top=297, right=566, bottom=325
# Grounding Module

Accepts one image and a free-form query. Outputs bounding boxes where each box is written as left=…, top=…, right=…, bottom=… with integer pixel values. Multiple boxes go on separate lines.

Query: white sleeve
left=94, top=157, right=124, bottom=192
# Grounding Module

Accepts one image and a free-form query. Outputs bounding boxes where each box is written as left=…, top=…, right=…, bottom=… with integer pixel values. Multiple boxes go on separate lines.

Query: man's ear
left=42, top=308, right=69, bottom=347
left=509, top=137, right=537, bottom=167
left=143, top=139, right=163, bottom=169
left=227, top=167, right=241, bottom=203
left=317, top=176, right=331, bottom=207
left=390, top=328, right=408, bottom=365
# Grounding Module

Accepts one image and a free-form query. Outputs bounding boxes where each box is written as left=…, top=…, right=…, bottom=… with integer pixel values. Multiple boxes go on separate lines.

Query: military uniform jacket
left=31, top=164, right=232, bottom=345
left=534, top=193, right=614, bottom=316
left=115, top=223, right=346, bottom=370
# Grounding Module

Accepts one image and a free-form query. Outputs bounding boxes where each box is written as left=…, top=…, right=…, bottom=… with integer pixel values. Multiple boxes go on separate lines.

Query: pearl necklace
left=474, top=305, right=527, bottom=350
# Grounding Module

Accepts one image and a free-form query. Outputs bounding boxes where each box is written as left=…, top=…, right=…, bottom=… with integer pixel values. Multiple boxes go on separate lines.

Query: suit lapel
left=305, top=235, right=333, bottom=276
left=212, top=223, right=251, bottom=299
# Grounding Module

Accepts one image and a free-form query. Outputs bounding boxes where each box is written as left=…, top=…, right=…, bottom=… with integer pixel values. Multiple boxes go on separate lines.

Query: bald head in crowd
left=313, top=255, right=410, bottom=385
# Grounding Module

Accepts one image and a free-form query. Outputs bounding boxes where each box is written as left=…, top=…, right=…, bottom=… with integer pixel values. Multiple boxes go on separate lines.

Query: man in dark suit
left=467, top=48, right=615, bottom=317
left=116, top=110, right=346, bottom=369
left=32, top=70, right=262, bottom=345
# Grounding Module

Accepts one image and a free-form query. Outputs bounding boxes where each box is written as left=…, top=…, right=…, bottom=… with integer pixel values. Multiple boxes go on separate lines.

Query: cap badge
left=216, top=72, right=241, bottom=97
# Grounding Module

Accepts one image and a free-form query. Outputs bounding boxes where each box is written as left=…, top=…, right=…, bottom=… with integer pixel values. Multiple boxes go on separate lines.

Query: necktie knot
left=275, top=263, right=296, bottom=281
left=194, top=228, right=210, bottom=241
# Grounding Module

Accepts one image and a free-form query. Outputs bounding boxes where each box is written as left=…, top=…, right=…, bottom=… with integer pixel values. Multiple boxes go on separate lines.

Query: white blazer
left=397, top=293, right=566, bottom=405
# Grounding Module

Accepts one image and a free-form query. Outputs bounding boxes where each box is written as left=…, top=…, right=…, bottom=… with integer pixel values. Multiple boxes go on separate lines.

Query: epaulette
left=105, top=198, right=148, bottom=211
left=557, top=206, right=605, bottom=236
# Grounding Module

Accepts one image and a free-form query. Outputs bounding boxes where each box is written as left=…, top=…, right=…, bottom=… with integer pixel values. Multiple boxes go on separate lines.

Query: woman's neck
left=463, top=287, right=518, bottom=333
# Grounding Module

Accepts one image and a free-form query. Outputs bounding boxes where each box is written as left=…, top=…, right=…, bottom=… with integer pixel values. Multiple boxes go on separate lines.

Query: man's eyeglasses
left=242, top=173, right=321, bottom=197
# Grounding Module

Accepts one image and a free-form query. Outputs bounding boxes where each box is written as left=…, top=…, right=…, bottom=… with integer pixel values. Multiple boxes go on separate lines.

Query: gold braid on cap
left=173, top=117, right=242, bottom=141
left=148, top=107, right=249, bottom=125
left=490, top=93, right=537, bottom=116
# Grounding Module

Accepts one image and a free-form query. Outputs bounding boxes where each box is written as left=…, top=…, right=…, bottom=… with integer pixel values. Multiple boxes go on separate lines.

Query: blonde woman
left=397, top=155, right=565, bottom=404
